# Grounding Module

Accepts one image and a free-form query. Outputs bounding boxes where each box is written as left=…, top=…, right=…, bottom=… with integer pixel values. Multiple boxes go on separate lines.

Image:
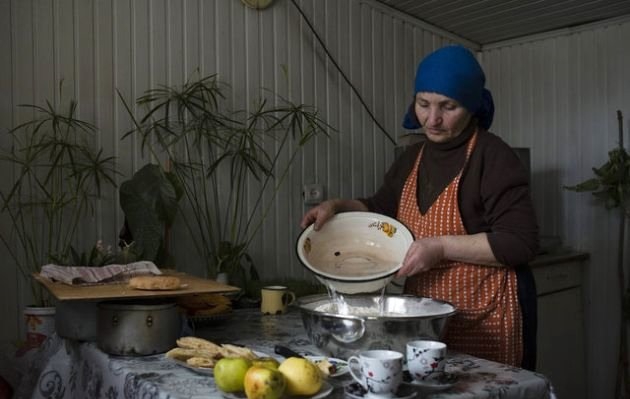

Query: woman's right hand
left=299, top=199, right=368, bottom=231
left=300, top=200, right=339, bottom=231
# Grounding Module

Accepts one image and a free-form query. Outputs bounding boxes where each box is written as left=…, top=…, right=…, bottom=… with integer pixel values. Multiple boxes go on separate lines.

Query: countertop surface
left=529, top=249, right=589, bottom=268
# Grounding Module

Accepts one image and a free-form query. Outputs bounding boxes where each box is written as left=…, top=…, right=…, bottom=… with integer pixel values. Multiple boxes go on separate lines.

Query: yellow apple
left=214, top=357, right=252, bottom=393
left=251, top=357, right=280, bottom=370
left=278, top=357, right=322, bottom=396
left=243, top=365, right=286, bottom=399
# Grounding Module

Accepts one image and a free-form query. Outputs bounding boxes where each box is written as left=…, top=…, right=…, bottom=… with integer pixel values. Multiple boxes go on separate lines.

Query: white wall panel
left=0, top=0, right=19, bottom=342
left=482, top=19, right=630, bottom=399
left=0, top=0, right=461, bottom=342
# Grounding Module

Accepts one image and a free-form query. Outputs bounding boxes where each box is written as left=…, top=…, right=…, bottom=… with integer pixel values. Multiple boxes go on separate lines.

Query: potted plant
left=564, top=110, right=630, bottom=398
left=118, top=73, right=333, bottom=288
left=0, top=95, right=119, bottom=345
left=213, top=240, right=259, bottom=288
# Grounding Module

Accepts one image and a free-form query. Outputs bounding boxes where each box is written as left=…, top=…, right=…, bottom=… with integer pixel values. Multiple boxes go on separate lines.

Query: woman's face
left=414, top=92, right=472, bottom=143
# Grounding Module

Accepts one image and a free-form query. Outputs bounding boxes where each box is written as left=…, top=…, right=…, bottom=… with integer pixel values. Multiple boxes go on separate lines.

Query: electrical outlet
left=303, top=184, right=324, bottom=205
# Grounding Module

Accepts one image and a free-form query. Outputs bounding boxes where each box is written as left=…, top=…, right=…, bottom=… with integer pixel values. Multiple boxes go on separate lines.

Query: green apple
left=251, top=357, right=280, bottom=370
left=214, top=357, right=252, bottom=393
left=243, top=365, right=286, bottom=399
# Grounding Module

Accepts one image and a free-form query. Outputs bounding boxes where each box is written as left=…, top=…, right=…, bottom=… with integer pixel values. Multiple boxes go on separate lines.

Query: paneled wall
left=482, top=17, right=630, bottom=399
left=0, top=0, right=471, bottom=343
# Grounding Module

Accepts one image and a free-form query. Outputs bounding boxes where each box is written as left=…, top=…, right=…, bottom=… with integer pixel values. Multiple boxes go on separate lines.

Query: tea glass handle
left=347, top=356, right=366, bottom=388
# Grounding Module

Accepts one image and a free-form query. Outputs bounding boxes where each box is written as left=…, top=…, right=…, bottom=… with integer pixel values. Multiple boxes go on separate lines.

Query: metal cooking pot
left=296, top=294, right=456, bottom=359
left=97, top=299, right=181, bottom=356
left=56, top=300, right=99, bottom=341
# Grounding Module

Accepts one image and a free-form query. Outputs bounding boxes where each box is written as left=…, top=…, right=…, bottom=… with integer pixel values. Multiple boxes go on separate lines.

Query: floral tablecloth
left=4, top=308, right=554, bottom=399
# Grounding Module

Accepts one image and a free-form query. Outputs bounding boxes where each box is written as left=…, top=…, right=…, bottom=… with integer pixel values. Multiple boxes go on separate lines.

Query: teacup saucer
left=402, top=372, right=458, bottom=391
left=345, top=382, right=417, bottom=399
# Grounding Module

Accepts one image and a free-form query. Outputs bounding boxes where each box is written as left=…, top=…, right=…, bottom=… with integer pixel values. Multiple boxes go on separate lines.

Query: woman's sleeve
left=474, top=138, right=539, bottom=266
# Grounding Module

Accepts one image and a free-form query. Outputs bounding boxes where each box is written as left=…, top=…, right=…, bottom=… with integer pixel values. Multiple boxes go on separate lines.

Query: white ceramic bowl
left=296, top=212, right=414, bottom=294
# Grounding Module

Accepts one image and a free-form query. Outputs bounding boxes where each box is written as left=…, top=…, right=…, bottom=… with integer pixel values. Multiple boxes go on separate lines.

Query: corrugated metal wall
left=482, top=18, right=630, bottom=399
left=0, top=0, right=470, bottom=343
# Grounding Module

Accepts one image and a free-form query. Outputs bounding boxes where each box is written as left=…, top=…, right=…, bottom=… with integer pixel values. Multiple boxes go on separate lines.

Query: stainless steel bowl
left=296, top=294, right=456, bottom=359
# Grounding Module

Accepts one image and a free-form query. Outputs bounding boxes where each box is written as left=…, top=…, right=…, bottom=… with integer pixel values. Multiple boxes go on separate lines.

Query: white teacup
left=348, top=349, right=404, bottom=398
left=406, top=340, right=447, bottom=382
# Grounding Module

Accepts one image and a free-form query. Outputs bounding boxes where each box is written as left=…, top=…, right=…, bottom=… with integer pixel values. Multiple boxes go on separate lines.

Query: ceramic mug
left=260, top=286, right=296, bottom=315
left=348, top=349, right=404, bottom=398
left=406, top=340, right=447, bottom=382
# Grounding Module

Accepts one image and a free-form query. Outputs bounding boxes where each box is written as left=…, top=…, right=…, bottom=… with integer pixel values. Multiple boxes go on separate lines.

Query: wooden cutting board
left=33, top=270, right=240, bottom=301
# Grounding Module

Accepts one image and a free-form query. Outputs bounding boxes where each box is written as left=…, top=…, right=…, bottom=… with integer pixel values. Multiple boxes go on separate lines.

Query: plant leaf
left=119, top=164, right=182, bottom=262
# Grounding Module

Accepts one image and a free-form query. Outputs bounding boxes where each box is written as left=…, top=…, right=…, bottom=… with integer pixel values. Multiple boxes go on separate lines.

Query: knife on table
left=274, top=344, right=305, bottom=359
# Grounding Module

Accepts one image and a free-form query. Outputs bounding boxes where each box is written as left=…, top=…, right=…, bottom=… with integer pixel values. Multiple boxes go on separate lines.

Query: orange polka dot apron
left=398, top=131, right=522, bottom=366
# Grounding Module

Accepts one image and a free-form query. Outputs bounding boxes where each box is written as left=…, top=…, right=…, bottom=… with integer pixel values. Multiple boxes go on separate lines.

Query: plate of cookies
left=165, top=336, right=270, bottom=375
left=177, top=293, right=234, bottom=326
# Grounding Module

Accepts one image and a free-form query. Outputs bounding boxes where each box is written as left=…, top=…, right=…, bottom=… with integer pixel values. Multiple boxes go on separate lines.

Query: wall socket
left=303, top=183, right=325, bottom=205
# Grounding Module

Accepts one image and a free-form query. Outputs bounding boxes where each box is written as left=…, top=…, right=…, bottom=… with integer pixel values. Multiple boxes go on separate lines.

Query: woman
left=300, top=45, right=539, bottom=368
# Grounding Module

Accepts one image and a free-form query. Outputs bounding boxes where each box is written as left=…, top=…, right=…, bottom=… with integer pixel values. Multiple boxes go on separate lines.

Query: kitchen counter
left=529, top=250, right=589, bottom=268
left=6, top=308, right=554, bottom=399
left=530, top=249, right=589, bottom=399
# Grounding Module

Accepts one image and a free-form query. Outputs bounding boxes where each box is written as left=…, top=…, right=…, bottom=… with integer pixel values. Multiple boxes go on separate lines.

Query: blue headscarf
left=402, top=45, right=495, bottom=130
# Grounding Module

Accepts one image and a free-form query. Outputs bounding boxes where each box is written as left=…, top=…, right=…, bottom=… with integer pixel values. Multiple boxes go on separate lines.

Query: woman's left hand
left=396, top=237, right=444, bottom=277
left=396, top=233, right=500, bottom=277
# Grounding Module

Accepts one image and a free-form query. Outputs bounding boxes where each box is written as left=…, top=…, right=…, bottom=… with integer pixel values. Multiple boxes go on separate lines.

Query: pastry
left=128, top=275, right=181, bottom=290
left=220, top=343, right=258, bottom=360
left=176, top=336, right=224, bottom=353
left=165, top=347, right=220, bottom=361
left=177, top=293, right=233, bottom=317
left=186, top=356, right=216, bottom=368
left=167, top=337, right=260, bottom=369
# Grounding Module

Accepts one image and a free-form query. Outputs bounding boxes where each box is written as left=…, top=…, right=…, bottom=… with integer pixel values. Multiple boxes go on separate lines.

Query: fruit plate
left=304, top=355, right=349, bottom=377
left=166, top=350, right=272, bottom=376
left=221, top=381, right=333, bottom=399
left=167, top=357, right=215, bottom=375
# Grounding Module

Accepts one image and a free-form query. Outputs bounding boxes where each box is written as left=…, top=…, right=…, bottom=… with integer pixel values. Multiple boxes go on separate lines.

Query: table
left=6, top=308, right=554, bottom=399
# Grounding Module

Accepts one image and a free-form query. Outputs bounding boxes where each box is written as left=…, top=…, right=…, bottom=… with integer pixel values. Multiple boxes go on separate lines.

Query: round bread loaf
left=129, top=275, right=181, bottom=290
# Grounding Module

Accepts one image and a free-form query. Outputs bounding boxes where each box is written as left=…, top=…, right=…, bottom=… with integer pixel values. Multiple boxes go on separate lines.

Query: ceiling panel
left=375, top=0, right=630, bottom=45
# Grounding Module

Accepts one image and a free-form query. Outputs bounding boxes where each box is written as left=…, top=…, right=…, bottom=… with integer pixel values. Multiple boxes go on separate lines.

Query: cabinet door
left=537, top=287, right=586, bottom=399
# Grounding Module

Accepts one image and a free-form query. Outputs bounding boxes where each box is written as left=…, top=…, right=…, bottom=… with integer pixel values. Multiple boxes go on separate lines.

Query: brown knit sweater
left=359, top=126, right=539, bottom=267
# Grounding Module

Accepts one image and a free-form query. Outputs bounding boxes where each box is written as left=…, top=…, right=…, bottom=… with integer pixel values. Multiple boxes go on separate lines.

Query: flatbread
left=128, top=275, right=182, bottom=290
left=186, top=356, right=216, bottom=368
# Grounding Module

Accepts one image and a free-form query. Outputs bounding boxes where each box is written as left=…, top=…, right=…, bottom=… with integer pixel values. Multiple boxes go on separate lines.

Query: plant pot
left=23, top=306, right=56, bottom=349
left=216, top=272, right=229, bottom=284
